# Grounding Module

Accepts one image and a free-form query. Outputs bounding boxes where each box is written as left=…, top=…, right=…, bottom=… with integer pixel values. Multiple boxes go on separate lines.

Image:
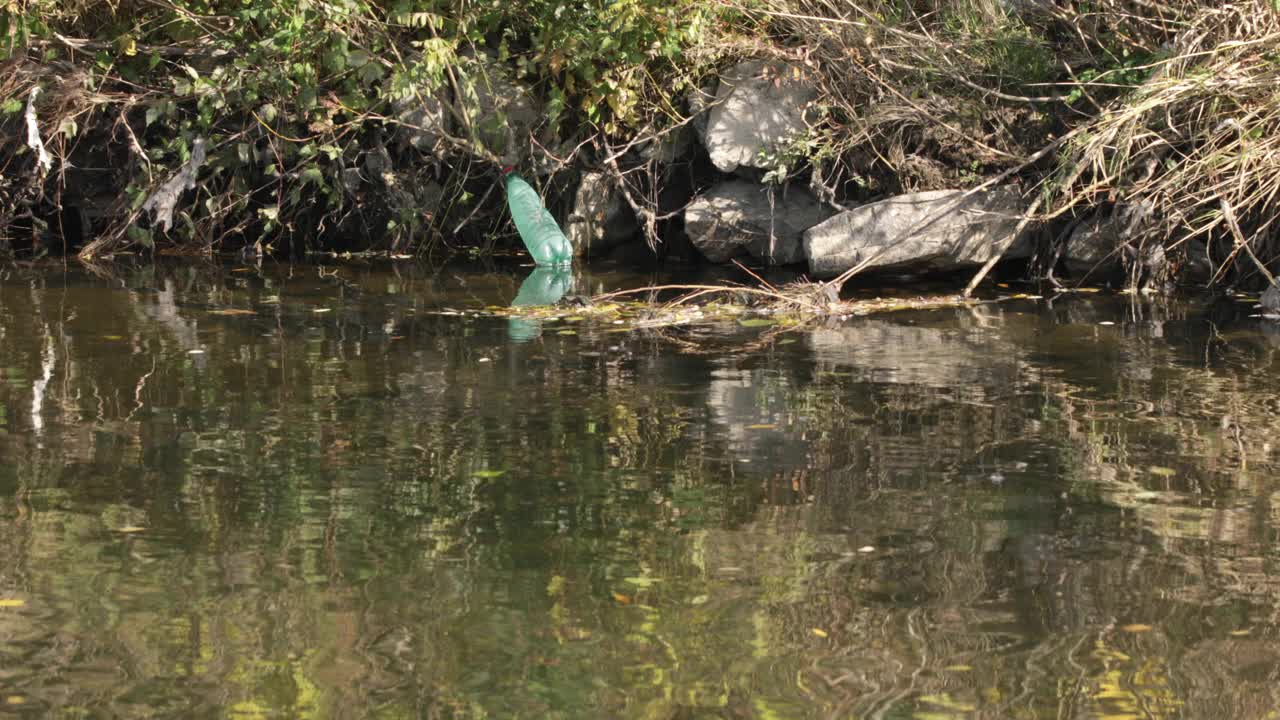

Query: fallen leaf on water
left=312, top=308, right=332, bottom=313
left=102, top=335, right=124, bottom=341
left=919, top=693, right=977, bottom=712
left=0, top=599, right=25, bottom=608
left=690, top=595, right=709, bottom=606
left=209, top=309, right=256, bottom=316
left=558, top=330, right=577, bottom=336
left=777, top=338, right=797, bottom=345
left=546, top=575, right=565, bottom=596
left=1121, top=623, right=1153, bottom=633
left=1230, top=629, right=1251, bottom=637
left=858, top=546, right=876, bottom=553
left=811, top=628, right=828, bottom=638
left=186, top=349, right=205, bottom=355
left=5, top=696, right=25, bottom=705
left=738, top=318, right=776, bottom=328
left=1148, top=466, right=1176, bottom=477
left=623, top=576, right=662, bottom=588
left=944, top=665, right=973, bottom=672
left=612, top=592, right=633, bottom=605
left=116, top=526, right=147, bottom=534
left=745, top=423, right=777, bottom=430
left=472, top=470, right=505, bottom=479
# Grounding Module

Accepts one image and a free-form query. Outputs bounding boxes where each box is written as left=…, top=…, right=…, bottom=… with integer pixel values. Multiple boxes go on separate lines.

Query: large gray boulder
left=388, top=51, right=455, bottom=155
left=1063, top=215, right=1124, bottom=277
left=803, top=188, right=1029, bottom=278
left=565, top=172, right=637, bottom=257
left=684, top=180, right=834, bottom=265
left=703, top=61, right=817, bottom=173
left=1062, top=205, right=1167, bottom=285
left=393, top=92, right=450, bottom=154
left=454, top=52, right=540, bottom=156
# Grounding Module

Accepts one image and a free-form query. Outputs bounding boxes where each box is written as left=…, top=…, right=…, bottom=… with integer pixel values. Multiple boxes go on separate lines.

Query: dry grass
left=1048, top=0, right=1280, bottom=289
left=712, top=0, right=1280, bottom=290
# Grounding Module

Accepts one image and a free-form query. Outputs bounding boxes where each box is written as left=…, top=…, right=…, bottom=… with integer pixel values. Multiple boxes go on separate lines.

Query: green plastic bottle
left=504, top=168, right=573, bottom=266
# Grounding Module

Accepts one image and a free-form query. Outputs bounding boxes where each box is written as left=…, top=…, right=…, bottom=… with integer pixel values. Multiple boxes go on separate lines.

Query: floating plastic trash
left=504, top=168, right=573, bottom=266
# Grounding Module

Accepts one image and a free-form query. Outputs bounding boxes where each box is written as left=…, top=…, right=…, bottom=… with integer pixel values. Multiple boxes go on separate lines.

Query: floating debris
left=425, top=283, right=1002, bottom=337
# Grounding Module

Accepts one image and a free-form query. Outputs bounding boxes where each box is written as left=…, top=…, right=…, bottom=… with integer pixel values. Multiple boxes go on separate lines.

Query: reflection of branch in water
left=30, top=331, right=55, bottom=442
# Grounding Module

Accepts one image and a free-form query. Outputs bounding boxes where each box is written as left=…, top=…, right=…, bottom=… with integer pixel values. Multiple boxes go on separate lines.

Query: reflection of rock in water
left=508, top=267, right=574, bottom=343
left=704, top=367, right=826, bottom=478
left=807, top=315, right=1023, bottom=390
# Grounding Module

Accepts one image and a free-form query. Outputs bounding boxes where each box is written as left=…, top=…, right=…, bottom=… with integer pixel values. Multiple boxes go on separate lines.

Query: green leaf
left=126, top=224, right=153, bottom=248
left=472, top=469, right=505, bottom=479
left=357, top=63, right=385, bottom=85
left=738, top=318, right=776, bottom=327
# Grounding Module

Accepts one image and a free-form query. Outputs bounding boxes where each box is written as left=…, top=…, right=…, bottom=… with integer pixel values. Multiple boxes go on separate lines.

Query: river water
left=0, top=261, right=1277, bottom=719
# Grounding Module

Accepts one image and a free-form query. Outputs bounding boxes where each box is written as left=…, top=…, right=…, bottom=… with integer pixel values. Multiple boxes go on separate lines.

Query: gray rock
left=454, top=52, right=540, bottom=156
left=638, top=126, right=694, bottom=164
left=688, top=84, right=717, bottom=146
left=1064, top=205, right=1169, bottom=287
left=1181, top=239, right=1213, bottom=284
left=565, top=172, right=637, bottom=257
left=341, top=167, right=364, bottom=195
left=393, top=91, right=450, bottom=154
left=363, top=145, right=444, bottom=219
left=1261, top=282, right=1280, bottom=313
left=803, top=187, right=1029, bottom=278
left=703, top=61, right=817, bottom=173
left=1063, top=215, right=1124, bottom=277
left=685, top=180, right=834, bottom=265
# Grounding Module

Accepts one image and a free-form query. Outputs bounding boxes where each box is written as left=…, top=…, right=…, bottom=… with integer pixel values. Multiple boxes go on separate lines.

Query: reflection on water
left=1, top=261, right=1279, bottom=718
left=509, top=266, right=575, bottom=342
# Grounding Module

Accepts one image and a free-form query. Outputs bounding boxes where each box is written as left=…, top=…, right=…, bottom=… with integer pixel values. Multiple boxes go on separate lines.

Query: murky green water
left=1, top=261, right=1279, bottom=719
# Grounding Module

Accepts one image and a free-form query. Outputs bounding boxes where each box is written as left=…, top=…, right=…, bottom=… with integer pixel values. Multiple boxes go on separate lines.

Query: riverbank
left=2, top=0, right=1276, bottom=294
